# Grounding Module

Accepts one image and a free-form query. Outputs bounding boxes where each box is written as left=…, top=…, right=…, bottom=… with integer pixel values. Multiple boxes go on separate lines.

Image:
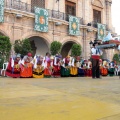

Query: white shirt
left=91, top=47, right=103, bottom=55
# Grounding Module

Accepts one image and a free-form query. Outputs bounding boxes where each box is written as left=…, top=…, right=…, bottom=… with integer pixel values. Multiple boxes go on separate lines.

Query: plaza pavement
left=0, top=76, right=120, bottom=120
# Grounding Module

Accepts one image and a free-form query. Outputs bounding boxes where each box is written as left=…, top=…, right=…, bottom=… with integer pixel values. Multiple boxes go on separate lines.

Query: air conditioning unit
left=16, top=14, right=23, bottom=18
left=55, top=22, right=62, bottom=26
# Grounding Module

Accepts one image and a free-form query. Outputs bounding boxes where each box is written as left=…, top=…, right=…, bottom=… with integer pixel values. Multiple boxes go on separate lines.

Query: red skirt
left=6, top=59, right=20, bottom=78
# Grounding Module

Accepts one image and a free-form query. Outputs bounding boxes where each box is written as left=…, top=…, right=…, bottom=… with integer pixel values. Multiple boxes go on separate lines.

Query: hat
left=50, top=56, right=54, bottom=59
left=27, top=53, right=32, bottom=57
left=16, top=54, right=21, bottom=58
left=67, top=55, right=70, bottom=58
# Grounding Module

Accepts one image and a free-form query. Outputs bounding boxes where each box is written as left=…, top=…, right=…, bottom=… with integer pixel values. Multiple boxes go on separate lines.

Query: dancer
left=6, top=54, right=21, bottom=78
left=91, top=43, right=103, bottom=78
left=20, top=52, right=33, bottom=78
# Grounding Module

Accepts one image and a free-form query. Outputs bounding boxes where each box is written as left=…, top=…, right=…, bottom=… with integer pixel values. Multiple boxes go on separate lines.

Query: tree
left=113, top=53, right=120, bottom=63
left=14, top=40, right=23, bottom=54
left=0, top=36, right=12, bottom=66
left=14, top=38, right=32, bottom=56
left=50, top=41, right=62, bottom=55
left=71, top=43, right=82, bottom=56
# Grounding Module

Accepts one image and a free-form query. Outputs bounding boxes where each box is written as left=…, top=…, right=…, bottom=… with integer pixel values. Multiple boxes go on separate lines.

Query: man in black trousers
left=91, top=43, right=103, bottom=78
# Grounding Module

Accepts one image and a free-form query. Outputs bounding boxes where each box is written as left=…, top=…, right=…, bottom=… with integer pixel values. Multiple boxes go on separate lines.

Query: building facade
left=0, top=0, right=114, bottom=59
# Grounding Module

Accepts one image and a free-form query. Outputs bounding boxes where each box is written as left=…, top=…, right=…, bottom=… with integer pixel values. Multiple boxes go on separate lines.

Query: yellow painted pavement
left=0, top=77, right=120, bottom=120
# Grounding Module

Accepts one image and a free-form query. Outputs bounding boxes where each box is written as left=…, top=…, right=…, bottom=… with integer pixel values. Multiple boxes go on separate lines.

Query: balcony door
left=93, top=9, right=101, bottom=23
left=65, top=0, right=76, bottom=16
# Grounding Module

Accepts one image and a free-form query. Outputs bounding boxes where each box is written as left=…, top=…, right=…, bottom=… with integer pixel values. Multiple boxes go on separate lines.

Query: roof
left=96, top=43, right=117, bottom=49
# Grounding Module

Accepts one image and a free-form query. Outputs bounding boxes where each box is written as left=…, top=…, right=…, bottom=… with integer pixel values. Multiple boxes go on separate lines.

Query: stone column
left=105, top=0, right=112, bottom=30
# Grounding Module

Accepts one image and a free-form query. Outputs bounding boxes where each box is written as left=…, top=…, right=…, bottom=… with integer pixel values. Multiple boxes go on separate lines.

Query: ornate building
left=0, top=0, right=114, bottom=59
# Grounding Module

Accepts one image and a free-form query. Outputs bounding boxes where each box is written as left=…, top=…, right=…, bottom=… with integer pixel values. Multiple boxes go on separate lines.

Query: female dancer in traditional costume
left=100, top=60, right=108, bottom=76
left=6, top=54, right=21, bottom=78
left=33, top=55, right=44, bottom=78
left=20, top=53, right=33, bottom=78
left=44, top=52, right=52, bottom=78
left=52, top=55, right=61, bottom=77
left=61, top=56, right=70, bottom=77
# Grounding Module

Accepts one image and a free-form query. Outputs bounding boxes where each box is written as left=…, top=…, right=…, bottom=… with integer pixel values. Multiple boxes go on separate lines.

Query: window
left=65, top=0, right=76, bottom=16
left=31, top=0, right=45, bottom=10
left=93, top=9, right=101, bottom=23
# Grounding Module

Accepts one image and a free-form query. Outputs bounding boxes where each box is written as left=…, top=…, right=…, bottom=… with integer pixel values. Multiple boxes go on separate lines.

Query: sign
left=97, top=23, right=106, bottom=40
left=34, top=7, right=48, bottom=32
left=69, top=15, right=80, bottom=36
left=0, top=0, right=4, bottom=23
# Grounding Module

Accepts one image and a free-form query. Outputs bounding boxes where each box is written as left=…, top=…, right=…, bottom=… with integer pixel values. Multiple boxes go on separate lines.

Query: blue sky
left=111, top=0, right=120, bottom=35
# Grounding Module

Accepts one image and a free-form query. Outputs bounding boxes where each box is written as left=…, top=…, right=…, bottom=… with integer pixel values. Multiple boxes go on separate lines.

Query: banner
left=34, top=7, right=48, bottom=32
left=97, top=23, right=106, bottom=40
left=69, top=15, right=80, bottom=36
left=0, top=0, right=4, bottom=23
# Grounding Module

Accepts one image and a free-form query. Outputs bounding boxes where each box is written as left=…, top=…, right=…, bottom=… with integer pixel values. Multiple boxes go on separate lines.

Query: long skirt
left=78, top=68, right=85, bottom=77
left=52, top=66, right=61, bottom=77
left=100, top=68, right=108, bottom=76
left=33, top=66, right=44, bottom=78
left=108, top=68, right=115, bottom=76
left=70, top=67, right=78, bottom=77
left=6, top=59, right=20, bottom=78
left=44, top=67, right=52, bottom=78
left=87, top=69, right=92, bottom=77
left=60, top=66, right=70, bottom=77
left=20, top=63, right=33, bottom=78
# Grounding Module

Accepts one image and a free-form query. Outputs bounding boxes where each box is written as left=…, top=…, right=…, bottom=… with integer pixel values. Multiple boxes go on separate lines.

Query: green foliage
left=71, top=44, right=82, bottom=56
left=14, top=40, right=23, bottom=54
left=14, top=38, right=32, bottom=56
left=113, top=53, right=120, bottom=63
left=0, top=55, right=4, bottom=69
left=50, top=41, right=62, bottom=55
left=0, top=36, right=12, bottom=65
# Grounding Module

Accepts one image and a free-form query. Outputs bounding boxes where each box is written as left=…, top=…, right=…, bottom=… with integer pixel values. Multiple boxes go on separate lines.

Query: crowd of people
left=5, top=50, right=120, bottom=78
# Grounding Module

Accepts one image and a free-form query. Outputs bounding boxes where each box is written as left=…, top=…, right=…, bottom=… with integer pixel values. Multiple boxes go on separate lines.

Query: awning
left=96, top=44, right=117, bottom=49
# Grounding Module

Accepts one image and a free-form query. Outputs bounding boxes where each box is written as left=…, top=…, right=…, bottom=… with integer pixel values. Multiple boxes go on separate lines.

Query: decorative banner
left=97, top=23, right=106, bottom=40
left=69, top=15, right=80, bottom=36
left=0, top=0, right=4, bottom=23
left=34, top=7, right=48, bottom=32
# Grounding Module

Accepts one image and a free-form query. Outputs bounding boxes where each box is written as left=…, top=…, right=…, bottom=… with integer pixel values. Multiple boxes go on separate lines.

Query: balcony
left=87, top=21, right=110, bottom=31
left=5, top=0, right=83, bottom=25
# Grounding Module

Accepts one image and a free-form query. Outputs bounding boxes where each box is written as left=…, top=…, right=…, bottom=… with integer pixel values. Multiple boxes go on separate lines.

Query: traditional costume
left=114, top=64, right=118, bottom=76
left=87, top=59, right=92, bottom=77
left=20, top=53, right=33, bottom=78
left=78, top=59, right=85, bottom=77
left=91, top=43, right=103, bottom=78
left=100, top=61, right=108, bottom=76
left=108, top=62, right=115, bottom=76
left=32, top=55, right=44, bottom=78
left=44, top=53, right=52, bottom=78
left=52, top=55, right=61, bottom=77
left=6, top=54, right=21, bottom=78
left=61, top=56, right=70, bottom=77
left=70, top=56, right=78, bottom=77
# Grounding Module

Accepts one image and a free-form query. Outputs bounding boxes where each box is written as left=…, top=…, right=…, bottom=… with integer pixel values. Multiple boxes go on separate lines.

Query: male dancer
left=91, top=43, right=103, bottom=78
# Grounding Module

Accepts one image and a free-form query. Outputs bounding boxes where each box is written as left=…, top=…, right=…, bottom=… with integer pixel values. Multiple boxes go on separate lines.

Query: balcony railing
left=88, top=21, right=109, bottom=31
left=5, top=0, right=83, bottom=24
